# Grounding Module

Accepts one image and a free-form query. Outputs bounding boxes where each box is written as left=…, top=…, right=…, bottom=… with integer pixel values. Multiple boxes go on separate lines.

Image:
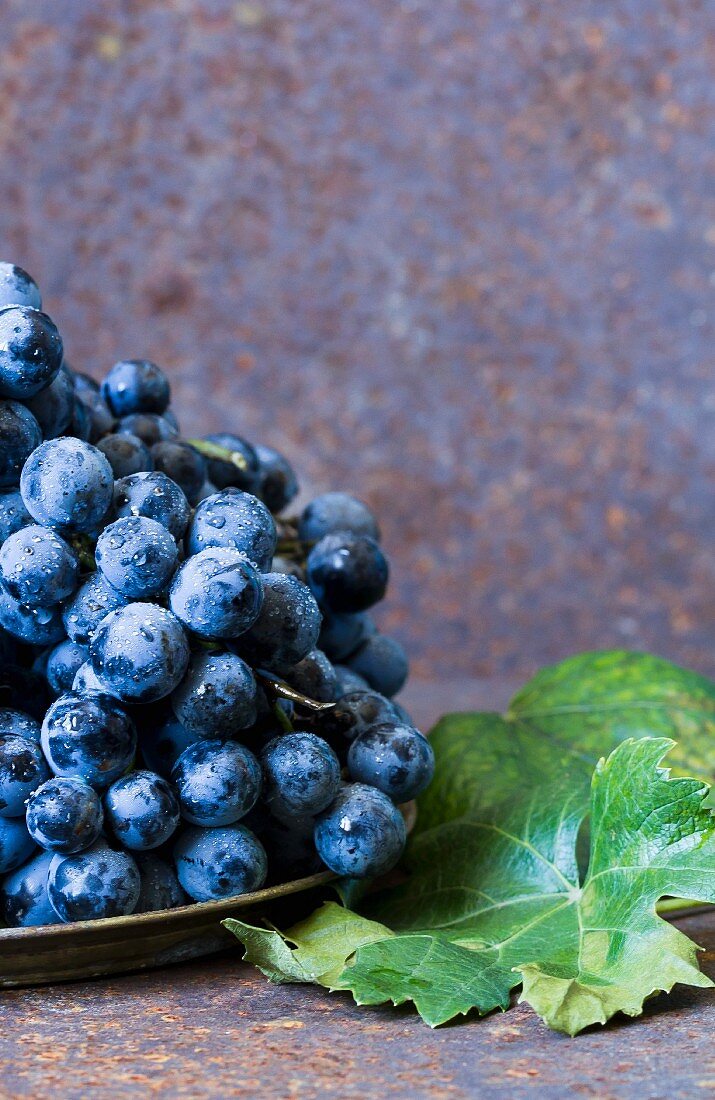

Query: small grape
left=41, top=691, right=137, bottom=790
left=95, top=515, right=178, bottom=599
left=96, top=432, right=154, bottom=478
left=20, top=438, right=114, bottom=532
left=0, top=305, right=63, bottom=399
left=1, top=850, right=57, bottom=926
left=261, top=733, right=341, bottom=818
left=101, top=359, right=170, bottom=417
left=90, top=602, right=190, bottom=703
left=314, top=784, right=406, bottom=878
left=347, top=634, right=409, bottom=698
left=169, top=547, right=264, bottom=640
left=26, top=777, right=103, bottom=853
left=347, top=722, right=435, bottom=803
left=298, top=492, right=380, bottom=543
left=48, top=839, right=140, bottom=922
left=186, top=488, right=277, bottom=570
left=172, top=739, right=262, bottom=827
left=0, top=400, right=42, bottom=488
left=306, top=533, right=389, bottom=614
left=104, top=770, right=180, bottom=851
left=0, top=734, right=50, bottom=818
left=0, top=262, right=42, bottom=310
left=173, top=824, right=267, bottom=902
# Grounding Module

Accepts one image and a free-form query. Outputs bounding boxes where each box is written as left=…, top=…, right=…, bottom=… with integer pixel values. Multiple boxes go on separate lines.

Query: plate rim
left=0, top=869, right=336, bottom=942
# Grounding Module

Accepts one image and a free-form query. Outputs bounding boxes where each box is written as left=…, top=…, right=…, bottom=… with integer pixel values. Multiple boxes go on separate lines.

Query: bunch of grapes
left=0, top=262, right=434, bottom=926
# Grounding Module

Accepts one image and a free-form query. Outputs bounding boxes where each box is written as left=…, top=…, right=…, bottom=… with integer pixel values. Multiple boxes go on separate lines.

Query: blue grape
left=162, top=407, right=180, bottom=432
left=298, top=492, right=380, bottom=544
left=316, top=690, right=400, bottom=745
left=314, top=784, right=406, bottom=878
left=186, top=488, right=277, bottom=570
left=348, top=722, right=435, bottom=802
left=254, top=444, right=299, bottom=514
left=113, top=470, right=191, bottom=541
left=95, top=515, right=178, bottom=599
left=0, top=734, right=50, bottom=817
left=348, top=634, right=409, bottom=698
left=68, top=396, right=91, bottom=440
left=138, top=710, right=204, bottom=778
left=21, top=438, right=114, bottom=532
left=0, top=262, right=42, bottom=310
left=45, top=640, right=88, bottom=694
left=62, top=571, right=129, bottom=646
left=0, top=401, right=42, bottom=488
left=0, top=708, right=41, bottom=743
left=26, top=777, right=103, bottom=853
left=41, top=691, right=137, bottom=790
left=24, top=363, right=75, bottom=438
left=0, top=306, right=63, bottom=399
left=255, top=813, right=322, bottom=882
left=319, top=611, right=374, bottom=662
left=150, top=440, right=207, bottom=505
left=0, top=524, right=79, bottom=606
left=1, top=850, right=57, bottom=926
left=72, top=661, right=116, bottom=696
left=234, top=573, right=321, bottom=674
left=334, top=666, right=370, bottom=696
left=171, top=650, right=257, bottom=737
left=172, top=739, right=262, bottom=827
left=0, top=588, right=66, bottom=645
left=0, top=488, right=31, bottom=542
left=261, top=733, right=341, bottom=818
left=134, top=852, right=188, bottom=912
left=201, top=432, right=260, bottom=492
left=173, top=824, right=267, bottom=901
left=74, top=373, right=116, bottom=442
left=0, top=815, right=37, bottom=872
left=104, top=770, right=180, bottom=850
left=169, top=547, right=264, bottom=640
left=48, top=839, right=140, bottom=921
left=285, top=648, right=338, bottom=703
left=96, top=432, right=154, bottom=478
left=101, top=359, right=170, bottom=417
left=117, top=412, right=178, bottom=445
left=307, top=533, right=388, bottom=614
left=90, top=603, right=190, bottom=703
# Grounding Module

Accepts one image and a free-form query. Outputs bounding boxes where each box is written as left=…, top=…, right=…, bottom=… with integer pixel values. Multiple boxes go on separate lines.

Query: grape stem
left=256, top=671, right=336, bottom=712
left=186, top=438, right=250, bottom=472
left=272, top=701, right=295, bottom=734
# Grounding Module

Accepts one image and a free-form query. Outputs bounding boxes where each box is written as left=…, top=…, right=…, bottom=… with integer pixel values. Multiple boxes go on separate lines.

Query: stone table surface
left=1, top=680, right=714, bottom=1099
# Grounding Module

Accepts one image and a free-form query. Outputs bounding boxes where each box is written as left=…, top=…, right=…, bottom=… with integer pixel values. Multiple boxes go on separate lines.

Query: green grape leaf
left=224, top=902, right=392, bottom=987
left=344, top=935, right=512, bottom=1026
left=226, top=652, right=715, bottom=1034
left=417, top=651, right=715, bottom=836
left=516, top=737, right=715, bottom=1033
left=509, top=650, right=715, bottom=782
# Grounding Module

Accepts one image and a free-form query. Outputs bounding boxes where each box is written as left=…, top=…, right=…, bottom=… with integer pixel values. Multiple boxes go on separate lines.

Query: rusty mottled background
left=0, top=0, right=713, bottom=684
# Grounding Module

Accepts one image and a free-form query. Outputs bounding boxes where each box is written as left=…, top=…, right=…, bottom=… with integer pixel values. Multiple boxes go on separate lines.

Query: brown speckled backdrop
left=1, top=0, right=713, bottom=683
